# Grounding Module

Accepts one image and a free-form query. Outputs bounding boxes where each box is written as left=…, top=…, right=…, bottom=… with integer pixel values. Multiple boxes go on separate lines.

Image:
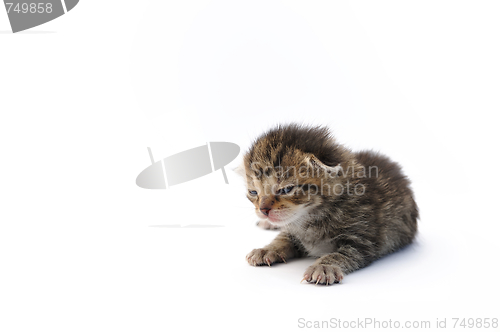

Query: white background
left=1, top=1, right=499, bottom=331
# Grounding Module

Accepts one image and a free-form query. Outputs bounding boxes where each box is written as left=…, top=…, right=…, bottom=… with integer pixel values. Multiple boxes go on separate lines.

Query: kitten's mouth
left=267, top=210, right=298, bottom=224
left=257, top=208, right=305, bottom=225
left=267, top=214, right=284, bottom=223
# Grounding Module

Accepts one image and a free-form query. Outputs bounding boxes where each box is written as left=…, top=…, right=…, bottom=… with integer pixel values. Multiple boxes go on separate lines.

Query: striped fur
left=243, top=124, right=418, bottom=285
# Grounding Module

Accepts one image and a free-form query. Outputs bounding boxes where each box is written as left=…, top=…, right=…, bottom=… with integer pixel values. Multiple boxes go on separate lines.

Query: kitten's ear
left=306, top=155, right=342, bottom=177
left=232, top=161, right=246, bottom=177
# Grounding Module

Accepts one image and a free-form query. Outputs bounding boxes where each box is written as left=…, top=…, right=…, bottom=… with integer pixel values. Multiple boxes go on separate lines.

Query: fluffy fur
left=241, top=124, right=418, bottom=285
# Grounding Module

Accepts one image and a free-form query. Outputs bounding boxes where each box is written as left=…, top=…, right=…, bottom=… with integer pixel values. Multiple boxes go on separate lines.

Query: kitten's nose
left=260, top=196, right=274, bottom=216
left=260, top=207, right=271, bottom=216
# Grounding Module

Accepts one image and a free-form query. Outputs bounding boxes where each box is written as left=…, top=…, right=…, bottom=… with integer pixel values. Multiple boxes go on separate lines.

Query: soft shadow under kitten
left=238, top=124, right=418, bottom=285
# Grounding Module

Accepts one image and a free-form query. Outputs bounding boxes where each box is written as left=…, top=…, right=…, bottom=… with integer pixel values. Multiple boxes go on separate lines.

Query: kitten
left=239, top=124, right=418, bottom=285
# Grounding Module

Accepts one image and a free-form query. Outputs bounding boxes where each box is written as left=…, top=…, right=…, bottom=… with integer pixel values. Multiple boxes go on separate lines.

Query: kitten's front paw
left=256, top=219, right=280, bottom=230
left=246, top=248, right=286, bottom=267
left=303, top=264, right=344, bottom=285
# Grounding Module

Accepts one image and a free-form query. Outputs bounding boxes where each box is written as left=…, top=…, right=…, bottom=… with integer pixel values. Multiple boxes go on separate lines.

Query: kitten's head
left=237, top=124, right=348, bottom=227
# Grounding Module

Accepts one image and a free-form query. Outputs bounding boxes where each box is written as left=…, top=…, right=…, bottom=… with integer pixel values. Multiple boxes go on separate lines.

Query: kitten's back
left=355, top=150, right=418, bottom=253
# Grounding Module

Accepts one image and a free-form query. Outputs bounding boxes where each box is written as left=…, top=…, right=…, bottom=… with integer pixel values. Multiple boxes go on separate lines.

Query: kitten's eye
left=277, top=185, right=295, bottom=195
left=248, top=190, right=258, bottom=196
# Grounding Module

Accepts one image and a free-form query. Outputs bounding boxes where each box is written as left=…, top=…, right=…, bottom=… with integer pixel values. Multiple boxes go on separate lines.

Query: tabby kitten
left=240, top=124, right=418, bottom=285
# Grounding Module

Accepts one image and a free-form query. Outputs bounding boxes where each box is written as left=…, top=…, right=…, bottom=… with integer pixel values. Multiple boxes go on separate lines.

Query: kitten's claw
left=246, top=248, right=286, bottom=267
left=325, top=275, right=331, bottom=285
left=300, top=277, right=307, bottom=283
left=303, top=264, right=344, bottom=286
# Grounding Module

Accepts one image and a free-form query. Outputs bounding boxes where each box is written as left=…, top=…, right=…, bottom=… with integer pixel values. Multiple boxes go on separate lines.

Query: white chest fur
left=290, top=227, right=335, bottom=258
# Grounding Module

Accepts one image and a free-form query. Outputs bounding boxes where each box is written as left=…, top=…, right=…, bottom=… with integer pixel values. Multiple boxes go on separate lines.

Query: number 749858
left=5, top=3, right=53, bottom=14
